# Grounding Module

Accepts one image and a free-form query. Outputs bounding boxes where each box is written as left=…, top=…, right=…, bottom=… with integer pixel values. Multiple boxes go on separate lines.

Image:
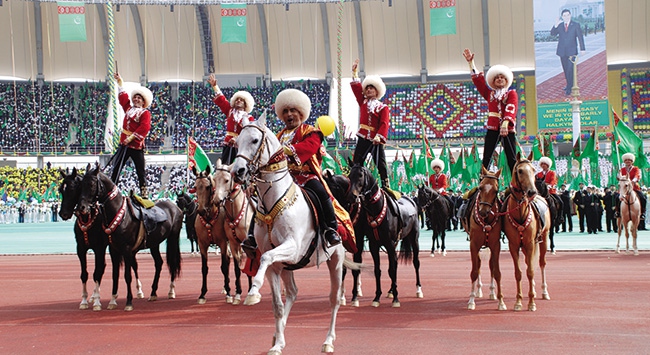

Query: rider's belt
left=226, top=131, right=238, bottom=137
left=488, top=112, right=502, bottom=118
left=359, top=124, right=376, bottom=132
left=288, top=163, right=313, bottom=173
left=122, top=129, right=133, bottom=135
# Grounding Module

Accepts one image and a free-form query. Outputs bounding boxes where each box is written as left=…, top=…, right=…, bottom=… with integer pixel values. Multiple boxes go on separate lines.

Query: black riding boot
left=638, top=191, right=647, bottom=230
left=241, top=216, right=258, bottom=258
left=322, top=201, right=341, bottom=247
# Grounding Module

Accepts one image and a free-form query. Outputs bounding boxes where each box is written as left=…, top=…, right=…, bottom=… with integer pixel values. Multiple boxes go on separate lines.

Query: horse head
left=193, top=165, right=215, bottom=215
left=78, top=163, right=110, bottom=217
left=510, top=152, right=537, bottom=200
left=212, top=158, right=236, bottom=205
left=348, top=164, right=376, bottom=199
left=231, top=115, right=280, bottom=185
left=417, top=185, right=438, bottom=209
left=58, top=167, right=82, bottom=220
left=175, top=192, right=193, bottom=213
left=477, top=166, right=501, bottom=218
left=323, top=169, right=353, bottom=209
left=617, top=173, right=633, bottom=200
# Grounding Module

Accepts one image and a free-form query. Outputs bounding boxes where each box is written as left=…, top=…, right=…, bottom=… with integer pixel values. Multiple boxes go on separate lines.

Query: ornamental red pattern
left=221, top=9, right=247, bottom=16
left=58, top=6, right=85, bottom=15
left=430, top=0, right=455, bottom=9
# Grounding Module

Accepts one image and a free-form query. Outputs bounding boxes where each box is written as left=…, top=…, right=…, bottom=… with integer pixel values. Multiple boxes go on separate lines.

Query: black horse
left=417, top=185, right=453, bottom=256
left=77, top=165, right=183, bottom=311
left=58, top=167, right=122, bottom=311
left=176, top=192, right=199, bottom=255
left=333, top=164, right=421, bottom=307
left=535, top=179, right=563, bottom=254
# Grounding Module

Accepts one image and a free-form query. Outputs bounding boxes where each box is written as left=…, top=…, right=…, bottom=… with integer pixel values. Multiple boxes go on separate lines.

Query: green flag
left=188, top=137, right=213, bottom=173
left=429, top=0, right=457, bottom=36
left=613, top=108, right=646, bottom=168
left=57, top=2, right=87, bottom=42
left=221, top=4, right=247, bottom=43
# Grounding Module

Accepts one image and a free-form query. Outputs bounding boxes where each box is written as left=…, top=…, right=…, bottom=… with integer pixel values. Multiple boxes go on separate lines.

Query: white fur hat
left=622, top=153, right=635, bottom=162
left=539, top=156, right=552, bottom=167
left=485, top=64, right=514, bottom=90
left=275, top=89, right=311, bottom=121
left=430, top=158, right=444, bottom=171
left=362, top=75, right=386, bottom=100
left=131, top=86, right=154, bottom=108
left=230, top=91, right=255, bottom=113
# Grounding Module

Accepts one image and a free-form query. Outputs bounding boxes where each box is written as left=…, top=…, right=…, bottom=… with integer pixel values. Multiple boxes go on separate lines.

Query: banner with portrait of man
left=534, top=0, right=608, bottom=132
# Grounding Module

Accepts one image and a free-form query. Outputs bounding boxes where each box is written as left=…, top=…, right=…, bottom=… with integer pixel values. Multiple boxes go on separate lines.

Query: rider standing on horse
left=350, top=59, right=399, bottom=200
left=620, top=152, right=647, bottom=230
left=207, top=74, right=256, bottom=164
left=112, top=72, right=153, bottom=197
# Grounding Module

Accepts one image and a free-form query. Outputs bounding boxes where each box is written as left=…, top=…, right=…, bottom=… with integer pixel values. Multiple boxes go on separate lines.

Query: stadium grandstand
left=1, top=0, right=650, bottom=202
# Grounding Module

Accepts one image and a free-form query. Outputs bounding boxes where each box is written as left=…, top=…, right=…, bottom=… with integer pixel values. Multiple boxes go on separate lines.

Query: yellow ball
left=316, top=115, right=336, bottom=136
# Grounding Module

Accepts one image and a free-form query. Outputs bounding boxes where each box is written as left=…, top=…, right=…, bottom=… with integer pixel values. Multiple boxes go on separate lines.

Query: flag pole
left=612, top=108, right=621, bottom=171
left=421, top=120, right=430, bottom=179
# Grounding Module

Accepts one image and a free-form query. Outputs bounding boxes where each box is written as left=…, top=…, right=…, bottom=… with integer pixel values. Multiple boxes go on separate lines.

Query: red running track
left=1, top=251, right=649, bottom=354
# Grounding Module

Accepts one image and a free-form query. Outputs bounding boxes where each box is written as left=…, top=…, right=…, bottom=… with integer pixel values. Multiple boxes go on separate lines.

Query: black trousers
left=353, top=137, right=388, bottom=185
left=560, top=55, right=575, bottom=90
left=482, top=130, right=517, bottom=173
left=221, top=145, right=238, bottom=165
left=111, top=146, right=146, bottom=188
left=304, top=179, right=337, bottom=231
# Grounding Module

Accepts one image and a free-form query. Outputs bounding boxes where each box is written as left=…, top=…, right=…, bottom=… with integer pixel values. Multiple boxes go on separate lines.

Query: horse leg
left=91, top=248, right=107, bottom=311
left=369, top=243, right=383, bottom=307
left=131, top=258, right=144, bottom=299
left=123, top=253, right=136, bottom=311
left=616, top=219, right=622, bottom=253
left=244, top=241, right=297, bottom=306
left=233, top=258, right=243, bottom=305
left=107, top=248, right=121, bottom=310
left=539, top=235, right=550, bottom=301
left=489, top=241, right=506, bottom=310
left=625, top=222, right=631, bottom=254
left=323, top=248, right=344, bottom=353
left=386, top=245, right=400, bottom=308
left=633, top=224, right=639, bottom=256
left=441, top=231, right=447, bottom=256
left=468, top=243, right=481, bottom=310
left=77, top=246, right=90, bottom=310
left=350, top=248, right=363, bottom=307
left=509, top=244, right=524, bottom=311
left=268, top=271, right=289, bottom=355
left=220, top=249, right=233, bottom=303
left=523, top=244, right=537, bottom=311
left=148, top=246, right=164, bottom=302
left=198, top=247, right=209, bottom=304
left=411, top=231, right=423, bottom=299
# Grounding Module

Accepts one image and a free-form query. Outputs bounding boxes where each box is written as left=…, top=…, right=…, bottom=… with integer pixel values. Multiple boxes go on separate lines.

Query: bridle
left=509, top=159, right=536, bottom=204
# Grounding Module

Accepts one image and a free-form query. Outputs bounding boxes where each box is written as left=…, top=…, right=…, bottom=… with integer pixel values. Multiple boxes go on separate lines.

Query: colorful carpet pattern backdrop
left=630, top=69, right=650, bottom=130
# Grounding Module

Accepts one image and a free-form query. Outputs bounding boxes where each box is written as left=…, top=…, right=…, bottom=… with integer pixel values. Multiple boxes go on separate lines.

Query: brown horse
left=465, top=166, right=506, bottom=311
left=193, top=166, right=244, bottom=305
left=501, top=153, right=551, bottom=311
left=616, top=174, right=641, bottom=255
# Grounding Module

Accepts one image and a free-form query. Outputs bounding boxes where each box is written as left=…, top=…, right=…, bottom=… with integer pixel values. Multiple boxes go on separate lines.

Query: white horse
left=231, top=116, right=353, bottom=355
left=616, top=174, right=641, bottom=255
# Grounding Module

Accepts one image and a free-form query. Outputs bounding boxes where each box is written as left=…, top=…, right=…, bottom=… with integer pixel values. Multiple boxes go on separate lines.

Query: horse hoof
left=124, top=305, right=134, bottom=312
left=136, top=292, right=144, bottom=299
left=351, top=300, right=359, bottom=307
left=442, top=251, right=447, bottom=256
left=615, top=248, right=620, bottom=254
left=322, top=343, right=334, bottom=353
left=339, top=297, right=346, bottom=306
left=528, top=303, right=537, bottom=312
left=198, top=298, right=207, bottom=305
left=92, top=305, right=102, bottom=312
left=221, top=288, right=227, bottom=295
left=233, top=294, right=242, bottom=305
left=552, top=251, right=556, bottom=255
left=226, top=295, right=234, bottom=304
left=489, top=294, right=496, bottom=300
left=107, top=303, right=117, bottom=310
left=168, top=292, right=176, bottom=299
left=386, top=292, right=393, bottom=299
left=267, top=350, right=282, bottom=355
left=542, top=292, right=551, bottom=300
left=148, top=296, right=157, bottom=302
left=392, top=301, right=401, bottom=308
left=498, top=302, right=507, bottom=311
left=416, top=291, right=424, bottom=299
left=468, top=302, right=475, bottom=310
left=244, top=294, right=261, bottom=306
left=371, top=301, right=380, bottom=308
left=430, top=253, right=435, bottom=258
left=514, top=304, right=522, bottom=311
left=476, top=289, right=483, bottom=298
left=634, top=250, right=639, bottom=256
left=79, top=303, right=89, bottom=310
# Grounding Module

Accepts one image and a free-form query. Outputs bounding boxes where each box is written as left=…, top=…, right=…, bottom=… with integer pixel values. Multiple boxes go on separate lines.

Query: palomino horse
left=464, top=166, right=506, bottom=311
left=616, top=174, right=641, bottom=255
left=193, top=165, right=245, bottom=304
left=231, top=116, right=354, bottom=354
left=176, top=192, right=199, bottom=255
left=347, top=164, right=421, bottom=308
left=501, top=154, right=551, bottom=311
left=58, top=167, right=123, bottom=311
left=77, top=166, right=183, bottom=311
left=417, top=185, right=453, bottom=256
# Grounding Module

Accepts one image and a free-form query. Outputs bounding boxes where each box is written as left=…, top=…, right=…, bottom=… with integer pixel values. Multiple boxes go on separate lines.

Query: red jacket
left=212, top=94, right=255, bottom=146
left=277, top=124, right=325, bottom=186
left=428, top=173, right=448, bottom=195
left=118, top=90, right=151, bottom=150
left=471, top=72, right=517, bottom=133
left=350, top=80, right=390, bottom=143
left=536, top=170, right=558, bottom=194
left=620, top=165, right=642, bottom=191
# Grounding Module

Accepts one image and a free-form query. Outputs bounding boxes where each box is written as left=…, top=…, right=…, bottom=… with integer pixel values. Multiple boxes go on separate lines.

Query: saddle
left=384, top=190, right=404, bottom=234
left=129, top=195, right=168, bottom=236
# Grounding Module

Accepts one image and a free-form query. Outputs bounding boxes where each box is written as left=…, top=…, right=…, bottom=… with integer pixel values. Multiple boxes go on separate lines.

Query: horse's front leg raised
left=244, top=239, right=298, bottom=306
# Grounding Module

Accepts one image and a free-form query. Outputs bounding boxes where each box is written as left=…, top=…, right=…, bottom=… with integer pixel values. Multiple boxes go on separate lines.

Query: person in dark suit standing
left=550, top=9, right=585, bottom=96
left=573, top=182, right=587, bottom=233
left=559, top=184, right=572, bottom=232
left=603, top=185, right=619, bottom=233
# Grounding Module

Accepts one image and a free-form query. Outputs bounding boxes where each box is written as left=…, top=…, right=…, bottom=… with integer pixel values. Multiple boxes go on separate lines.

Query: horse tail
left=166, top=220, right=183, bottom=280
left=399, top=235, right=414, bottom=264
left=343, top=258, right=364, bottom=271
